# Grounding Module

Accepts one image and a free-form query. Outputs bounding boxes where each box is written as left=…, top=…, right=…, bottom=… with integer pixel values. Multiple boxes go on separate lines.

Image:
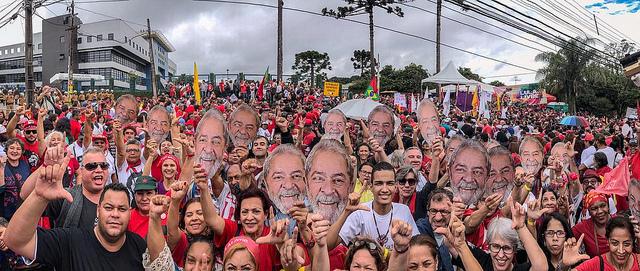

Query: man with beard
left=6, top=107, right=40, bottom=172
left=519, top=136, right=544, bottom=195
left=321, top=109, right=347, bottom=141
left=114, top=94, right=138, bottom=126
left=228, top=104, right=259, bottom=148
left=263, top=144, right=307, bottom=218
left=367, top=105, right=396, bottom=155
left=486, top=146, right=516, bottom=205
left=335, top=161, right=418, bottom=249
left=415, top=188, right=456, bottom=271
left=4, top=159, right=145, bottom=270
left=628, top=179, right=640, bottom=220
left=417, top=99, right=441, bottom=146
left=145, top=105, right=171, bottom=146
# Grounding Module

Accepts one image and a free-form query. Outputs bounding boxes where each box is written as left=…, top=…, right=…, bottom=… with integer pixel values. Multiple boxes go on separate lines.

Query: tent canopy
left=421, top=61, right=480, bottom=85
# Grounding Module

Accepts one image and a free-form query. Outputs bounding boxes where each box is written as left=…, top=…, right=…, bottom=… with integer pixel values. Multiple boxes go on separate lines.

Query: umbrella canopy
left=333, top=98, right=400, bottom=130
left=560, top=116, right=590, bottom=127
left=421, top=61, right=480, bottom=85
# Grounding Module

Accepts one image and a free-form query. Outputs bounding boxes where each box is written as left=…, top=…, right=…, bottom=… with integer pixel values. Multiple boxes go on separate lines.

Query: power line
left=193, top=0, right=537, bottom=72
left=568, top=0, right=639, bottom=45
left=50, top=2, right=146, bottom=27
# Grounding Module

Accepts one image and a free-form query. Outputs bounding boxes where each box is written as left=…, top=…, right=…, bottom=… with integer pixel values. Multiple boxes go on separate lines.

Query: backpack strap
left=61, top=185, right=85, bottom=228
left=599, top=255, right=604, bottom=271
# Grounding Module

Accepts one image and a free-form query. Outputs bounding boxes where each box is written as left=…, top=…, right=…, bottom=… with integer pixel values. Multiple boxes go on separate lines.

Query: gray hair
left=519, top=136, right=543, bottom=156
left=487, top=217, right=521, bottom=249
left=389, top=150, right=405, bottom=169
left=416, top=98, right=438, bottom=120
left=230, top=104, right=259, bottom=127
left=322, top=109, right=347, bottom=127
left=488, top=146, right=513, bottom=166
left=116, top=94, right=137, bottom=109
left=367, top=105, right=395, bottom=125
left=305, top=139, right=354, bottom=187
left=263, top=144, right=305, bottom=180
left=82, top=147, right=106, bottom=165
left=147, top=105, right=170, bottom=123
left=403, top=147, right=422, bottom=160
left=448, top=139, right=490, bottom=171
left=446, top=135, right=465, bottom=150
left=196, top=108, right=229, bottom=147
left=126, top=139, right=141, bottom=146
left=45, top=131, right=65, bottom=145
left=396, top=166, right=419, bottom=182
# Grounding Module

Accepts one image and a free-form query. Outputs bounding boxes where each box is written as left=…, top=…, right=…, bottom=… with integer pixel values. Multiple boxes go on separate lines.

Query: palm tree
left=535, top=37, right=597, bottom=114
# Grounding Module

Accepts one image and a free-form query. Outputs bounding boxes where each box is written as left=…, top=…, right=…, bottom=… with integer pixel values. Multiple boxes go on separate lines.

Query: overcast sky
left=0, top=0, right=638, bottom=85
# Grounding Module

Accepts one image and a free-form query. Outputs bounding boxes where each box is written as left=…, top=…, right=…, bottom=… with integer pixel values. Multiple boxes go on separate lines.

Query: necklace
left=372, top=205, right=393, bottom=245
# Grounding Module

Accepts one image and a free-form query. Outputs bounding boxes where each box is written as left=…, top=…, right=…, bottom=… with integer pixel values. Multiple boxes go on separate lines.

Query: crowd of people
left=0, top=80, right=640, bottom=271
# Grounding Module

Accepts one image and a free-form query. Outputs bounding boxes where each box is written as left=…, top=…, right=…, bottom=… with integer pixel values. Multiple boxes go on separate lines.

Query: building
left=0, top=14, right=176, bottom=92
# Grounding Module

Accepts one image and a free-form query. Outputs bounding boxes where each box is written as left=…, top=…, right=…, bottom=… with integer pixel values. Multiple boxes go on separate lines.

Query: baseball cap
left=133, top=175, right=157, bottom=191
left=584, top=133, right=594, bottom=142
left=22, top=120, right=37, bottom=130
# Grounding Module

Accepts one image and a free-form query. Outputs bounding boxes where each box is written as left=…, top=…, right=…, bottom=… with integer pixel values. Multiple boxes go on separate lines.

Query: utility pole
left=147, top=18, right=157, bottom=98
left=67, top=0, right=76, bottom=96
left=435, top=0, right=442, bottom=103
left=277, top=0, right=283, bottom=83
left=24, top=0, right=35, bottom=106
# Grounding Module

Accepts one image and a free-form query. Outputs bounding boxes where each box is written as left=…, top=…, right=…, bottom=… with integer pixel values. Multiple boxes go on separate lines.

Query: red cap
left=92, top=134, right=107, bottom=141
left=224, top=236, right=260, bottom=263
left=22, top=120, right=37, bottom=130
left=304, top=118, right=312, bottom=126
left=584, top=133, right=594, bottom=142
left=184, top=130, right=194, bottom=136
left=185, top=119, right=196, bottom=127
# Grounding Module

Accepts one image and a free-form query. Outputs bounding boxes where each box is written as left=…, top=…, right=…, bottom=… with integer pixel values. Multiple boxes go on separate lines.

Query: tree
left=489, top=80, right=505, bottom=87
left=458, top=67, right=483, bottom=82
left=535, top=37, right=597, bottom=114
left=292, top=50, right=332, bottom=90
left=323, top=0, right=410, bottom=78
left=351, top=49, right=376, bottom=77
left=379, top=63, right=430, bottom=93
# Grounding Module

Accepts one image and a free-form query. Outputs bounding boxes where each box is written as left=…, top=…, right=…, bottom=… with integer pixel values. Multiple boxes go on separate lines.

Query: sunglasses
left=352, top=240, right=383, bottom=257
left=25, top=130, right=37, bottom=135
left=398, top=178, right=417, bottom=186
left=84, top=162, right=109, bottom=171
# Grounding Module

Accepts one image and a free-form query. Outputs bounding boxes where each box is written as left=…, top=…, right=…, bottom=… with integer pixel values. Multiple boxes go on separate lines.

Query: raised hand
left=308, top=213, right=330, bottom=247
left=345, top=191, right=370, bottom=213
left=431, top=136, right=445, bottom=161
left=44, top=145, right=66, bottom=166
left=149, top=195, right=170, bottom=219
left=390, top=220, right=412, bottom=252
left=169, top=181, right=189, bottom=202
left=35, top=156, right=72, bottom=202
left=0, top=154, right=7, bottom=169
left=449, top=215, right=467, bottom=250
left=279, top=226, right=305, bottom=267
left=37, top=108, right=47, bottom=120
left=562, top=234, right=590, bottom=266
left=451, top=196, right=466, bottom=220
left=287, top=201, right=309, bottom=229
left=359, top=119, right=370, bottom=139
left=566, top=138, right=577, bottom=158
left=145, top=138, right=158, bottom=153
left=368, top=137, right=384, bottom=154
left=509, top=197, right=526, bottom=230
left=482, top=193, right=502, bottom=214
left=256, top=208, right=288, bottom=245
left=193, top=164, right=210, bottom=191
left=112, top=119, right=123, bottom=132
left=275, top=117, right=289, bottom=132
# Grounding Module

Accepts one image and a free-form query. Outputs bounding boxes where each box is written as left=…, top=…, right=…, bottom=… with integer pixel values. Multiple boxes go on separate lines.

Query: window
left=4, top=50, right=7, bottom=54
left=38, top=43, right=42, bottom=49
left=96, top=34, right=103, bottom=41
left=129, top=40, right=131, bottom=46
left=16, top=47, right=20, bottom=53
left=87, top=36, right=92, bottom=42
left=124, top=36, right=128, bottom=43
left=108, top=33, right=114, bottom=40
left=0, top=50, right=2, bottom=56
left=59, top=54, right=65, bottom=60
left=77, top=37, right=82, bottom=44
left=60, top=36, right=65, bottom=43
left=10, top=48, right=14, bottom=54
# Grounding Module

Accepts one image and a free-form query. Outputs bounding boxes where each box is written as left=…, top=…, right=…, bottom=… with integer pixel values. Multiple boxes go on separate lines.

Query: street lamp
left=226, top=69, right=229, bottom=79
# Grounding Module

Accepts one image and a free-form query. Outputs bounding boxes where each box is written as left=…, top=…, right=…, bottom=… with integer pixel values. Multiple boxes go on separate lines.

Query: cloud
left=585, top=0, right=640, bottom=14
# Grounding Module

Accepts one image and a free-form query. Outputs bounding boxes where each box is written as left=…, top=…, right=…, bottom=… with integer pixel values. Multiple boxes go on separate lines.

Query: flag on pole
left=193, top=62, right=201, bottom=105
left=365, top=76, right=379, bottom=101
left=443, top=87, right=451, bottom=116
left=595, top=158, right=630, bottom=196
left=471, top=88, right=479, bottom=117
left=257, top=66, right=269, bottom=101
left=410, top=93, right=417, bottom=113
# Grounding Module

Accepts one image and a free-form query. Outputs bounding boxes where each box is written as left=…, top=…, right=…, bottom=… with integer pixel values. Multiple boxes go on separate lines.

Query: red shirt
left=214, top=219, right=281, bottom=271
left=464, top=208, right=502, bottom=250
left=631, top=151, right=640, bottom=180
left=329, top=245, right=348, bottom=270
left=572, top=218, right=609, bottom=257
left=128, top=208, right=189, bottom=267
left=576, top=254, right=640, bottom=271
left=70, top=119, right=82, bottom=140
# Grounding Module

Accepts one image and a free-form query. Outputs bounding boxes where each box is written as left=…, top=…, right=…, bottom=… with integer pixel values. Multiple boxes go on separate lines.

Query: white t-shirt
left=580, top=145, right=596, bottom=166
left=339, top=202, right=419, bottom=249
left=212, top=182, right=237, bottom=221
left=582, top=146, right=617, bottom=168
left=118, top=157, right=146, bottom=191
left=67, top=142, right=84, bottom=164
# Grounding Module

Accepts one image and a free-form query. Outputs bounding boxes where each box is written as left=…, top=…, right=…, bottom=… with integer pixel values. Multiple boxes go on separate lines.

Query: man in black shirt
left=4, top=157, right=146, bottom=270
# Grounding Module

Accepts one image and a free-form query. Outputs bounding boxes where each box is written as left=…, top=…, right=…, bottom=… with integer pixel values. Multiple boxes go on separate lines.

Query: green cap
left=133, top=176, right=157, bottom=191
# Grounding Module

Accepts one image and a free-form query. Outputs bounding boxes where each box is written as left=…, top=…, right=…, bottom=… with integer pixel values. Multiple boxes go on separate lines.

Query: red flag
left=636, top=100, right=639, bottom=118
left=595, top=158, right=630, bottom=196
left=257, top=67, right=269, bottom=101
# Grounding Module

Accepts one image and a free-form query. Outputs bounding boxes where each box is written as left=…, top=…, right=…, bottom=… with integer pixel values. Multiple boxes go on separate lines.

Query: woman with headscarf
left=572, top=191, right=612, bottom=257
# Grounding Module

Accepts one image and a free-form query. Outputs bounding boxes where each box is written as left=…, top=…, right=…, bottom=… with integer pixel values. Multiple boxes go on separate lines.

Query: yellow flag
left=471, top=88, right=479, bottom=117
left=194, top=62, right=201, bottom=105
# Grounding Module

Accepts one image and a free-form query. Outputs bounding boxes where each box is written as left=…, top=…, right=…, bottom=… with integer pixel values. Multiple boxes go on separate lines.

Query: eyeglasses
left=544, top=230, right=566, bottom=238
left=428, top=208, right=451, bottom=216
left=352, top=240, right=383, bottom=257
left=25, top=130, right=37, bottom=135
left=84, top=162, right=109, bottom=171
left=398, top=178, right=417, bottom=186
left=488, top=243, right=514, bottom=255
left=126, top=149, right=140, bottom=153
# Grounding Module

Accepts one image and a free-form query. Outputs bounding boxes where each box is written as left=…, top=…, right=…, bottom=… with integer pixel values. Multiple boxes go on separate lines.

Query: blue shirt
left=2, top=159, right=30, bottom=220
left=416, top=218, right=454, bottom=271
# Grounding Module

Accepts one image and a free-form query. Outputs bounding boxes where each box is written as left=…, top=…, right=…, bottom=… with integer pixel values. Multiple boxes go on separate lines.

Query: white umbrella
left=333, top=98, right=400, bottom=130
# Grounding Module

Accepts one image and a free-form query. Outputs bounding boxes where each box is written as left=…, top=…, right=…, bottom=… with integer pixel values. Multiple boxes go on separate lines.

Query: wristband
left=523, top=183, right=531, bottom=192
left=394, top=245, right=409, bottom=254
left=527, top=218, right=535, bottom=226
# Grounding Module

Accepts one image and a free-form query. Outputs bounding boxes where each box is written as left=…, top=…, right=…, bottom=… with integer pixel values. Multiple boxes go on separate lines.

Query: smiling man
left=4, top=157, right=145, bottom=270
left=416, top=99, right=440, bottom=146
left=367, top=105, right=395, bottom=151
left=228, top=104, right=259, bottom=148
left=448, top=139, right=489, bottom=207
left=114, top=94, right=138, bottom=126
left=263, top=144, right=306, bottom=213
left=487, top=146, right=515, bottom=203
left=146, top=105, right=171, bottom=144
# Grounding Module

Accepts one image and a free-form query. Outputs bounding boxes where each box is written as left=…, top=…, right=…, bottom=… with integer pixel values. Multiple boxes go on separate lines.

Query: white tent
left=421, top=61, right=480, bottom=85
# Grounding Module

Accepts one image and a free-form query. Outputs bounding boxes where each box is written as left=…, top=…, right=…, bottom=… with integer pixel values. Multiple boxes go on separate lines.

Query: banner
left=394, top=92, right=407, bottom=109
left=193, top=62, right=201, bottom=105
left=323, top=81, right=340, bottom=97
left=455, top=90, right=474, bottom=112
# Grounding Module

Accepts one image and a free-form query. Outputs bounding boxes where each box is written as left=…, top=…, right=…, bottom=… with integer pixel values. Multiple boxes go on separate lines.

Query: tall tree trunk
left=277, top=0, right=283, bottom=83
left=369, top=8, right=376, bottom=79
left=436, top=0, right=442, bottom=73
